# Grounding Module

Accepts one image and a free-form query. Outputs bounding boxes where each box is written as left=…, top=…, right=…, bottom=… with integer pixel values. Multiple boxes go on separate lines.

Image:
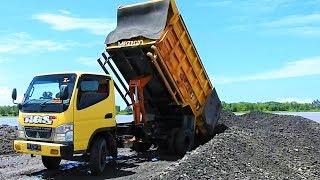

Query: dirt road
left=0, top=149, right=174, bottom=180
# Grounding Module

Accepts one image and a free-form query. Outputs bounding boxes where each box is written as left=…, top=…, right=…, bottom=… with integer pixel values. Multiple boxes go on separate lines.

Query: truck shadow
left=27, top=162, right=134, bottom=179
left=26, top=149, right=180, bottom=179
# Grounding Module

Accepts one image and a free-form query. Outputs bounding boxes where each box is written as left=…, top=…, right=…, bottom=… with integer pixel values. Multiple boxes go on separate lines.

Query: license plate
left=27, top=143, right=41, bottom=151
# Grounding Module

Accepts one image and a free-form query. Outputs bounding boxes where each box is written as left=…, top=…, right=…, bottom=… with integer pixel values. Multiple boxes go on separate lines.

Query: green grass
left=116, top=111, right=133, bottom=115
left=0, top=115, right=16, bottom=117
left=232, top=110, right=320, bottom=114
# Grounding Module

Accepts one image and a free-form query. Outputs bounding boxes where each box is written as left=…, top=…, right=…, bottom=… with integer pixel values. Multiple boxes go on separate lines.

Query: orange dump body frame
left=153, top=14, right=214, bottom=133
left=105, top=0, right=221, bottom=136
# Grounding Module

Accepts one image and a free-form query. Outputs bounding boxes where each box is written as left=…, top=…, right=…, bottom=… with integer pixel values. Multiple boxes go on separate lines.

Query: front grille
left=25, top=126, right=52, bottom=139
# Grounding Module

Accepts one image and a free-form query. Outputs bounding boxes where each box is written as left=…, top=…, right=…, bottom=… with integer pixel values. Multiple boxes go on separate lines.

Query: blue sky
left=0, top=0, right=320, bottom=108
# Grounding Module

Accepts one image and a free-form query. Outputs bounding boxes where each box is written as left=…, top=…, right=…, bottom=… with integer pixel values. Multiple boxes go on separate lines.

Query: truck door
left=73, top=74, right=116, bottom=151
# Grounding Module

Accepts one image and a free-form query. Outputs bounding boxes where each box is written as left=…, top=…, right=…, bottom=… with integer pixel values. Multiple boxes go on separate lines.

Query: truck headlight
left=17, top=124, right=25, bottom=138
left=53, top=123, right=73, bottom=142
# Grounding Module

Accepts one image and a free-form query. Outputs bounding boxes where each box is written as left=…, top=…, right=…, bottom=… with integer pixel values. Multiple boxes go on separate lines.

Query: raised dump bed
left=104, top=0, right=221, bottom=153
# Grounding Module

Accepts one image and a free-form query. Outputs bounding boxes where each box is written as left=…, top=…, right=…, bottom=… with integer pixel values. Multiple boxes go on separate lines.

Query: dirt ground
left=0, top=111, right=319, bottom=180
left=0, top=149, right=175, bottom=180
left=0, top=125, right=17, bottom=155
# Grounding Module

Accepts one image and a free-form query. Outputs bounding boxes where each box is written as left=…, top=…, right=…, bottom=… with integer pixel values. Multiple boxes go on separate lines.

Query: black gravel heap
left=159, top=111, right=320, bottom=179
left=0, top=125, right=17, bottom=155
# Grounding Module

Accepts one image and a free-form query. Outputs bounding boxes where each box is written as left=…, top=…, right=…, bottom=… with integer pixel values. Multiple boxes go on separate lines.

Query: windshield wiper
left=21, top=99, right=37, bottom=107
left=40, top=99, right=52, bottom=107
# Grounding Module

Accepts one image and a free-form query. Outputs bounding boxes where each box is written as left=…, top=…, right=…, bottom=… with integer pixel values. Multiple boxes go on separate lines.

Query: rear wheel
left=167, top=128, right=179, bottom=154
left=174, top=129, right=195, bottom=156
left=89, top=137, right=108, bottom=176
left=41, top=156, right=61, bottom=170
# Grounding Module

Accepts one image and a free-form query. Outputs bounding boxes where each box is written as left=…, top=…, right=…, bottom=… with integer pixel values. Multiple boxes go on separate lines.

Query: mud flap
left=105, top=0, right=170, bottom=44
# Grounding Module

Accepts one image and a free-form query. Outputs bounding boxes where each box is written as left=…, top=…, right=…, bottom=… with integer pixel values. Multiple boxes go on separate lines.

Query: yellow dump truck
left=11, top=0, right=221, bottom=176
left=103, top=0, right=221, bottom=154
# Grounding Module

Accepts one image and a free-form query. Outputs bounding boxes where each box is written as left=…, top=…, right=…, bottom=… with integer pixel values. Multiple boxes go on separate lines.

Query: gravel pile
left=159, top=111, right=320, bottom=179
left=0, top=125, right=17, bottom=155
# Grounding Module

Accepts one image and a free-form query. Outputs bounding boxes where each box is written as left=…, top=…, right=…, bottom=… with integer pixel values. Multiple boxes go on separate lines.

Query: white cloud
left=308, top=0, right=320, bottom=5
left=213, top=56, right=320, bottom=84
left=0, top=57, right=9, bottom=63
left=33, top=13, right=116, bottom=35
left=58, top=10, right=72, bottom=15
left=196, top=1, right=232, bottom=7
left=262, top=13, right=320, bottom=28
left=76, top=57, right=98, bottom=67
left=260, top=13, right=320, bottom=36
left=0, top=32, right=75, bottom=54
left=0, top=87, right=13, bottom=105
left=0, top=46, right=16, bottom=53
left=196, top=0, right=292, bottom=13
left=244, top=0, right=293, bottom=13
left=223, top=0, right=320, bottom=36
left=0, top=87, right=24, bottom=105
left=279, top=26, right=320, bottom=36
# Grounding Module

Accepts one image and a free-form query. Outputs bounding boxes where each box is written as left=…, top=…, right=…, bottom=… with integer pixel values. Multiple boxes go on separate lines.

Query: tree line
left=222, top=100, right=320, bottom=112
left=0, top=106, right=19, bottom=117
left=1, top=100, right=319, bottom=116
left=0, top=105, right=133, bottom=117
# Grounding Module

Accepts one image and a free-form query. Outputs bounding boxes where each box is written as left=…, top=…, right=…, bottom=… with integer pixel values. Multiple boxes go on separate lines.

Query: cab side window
left=77, top=75, right=110, bottom=110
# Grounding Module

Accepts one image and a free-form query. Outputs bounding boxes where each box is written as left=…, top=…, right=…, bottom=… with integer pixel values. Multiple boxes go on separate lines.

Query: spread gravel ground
left=0, top=111, right=319, bottom=179
left=0, top=125, right=17, bottom=155
left=158, top=111, right=320, bottom=179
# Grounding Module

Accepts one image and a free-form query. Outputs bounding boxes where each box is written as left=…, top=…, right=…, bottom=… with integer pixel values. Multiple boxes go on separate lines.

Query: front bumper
left=14, top=140, right=73, bottom=158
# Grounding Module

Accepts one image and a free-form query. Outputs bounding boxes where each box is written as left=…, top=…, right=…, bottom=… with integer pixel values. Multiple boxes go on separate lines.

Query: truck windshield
left=22, top=74, right=77, bottom=113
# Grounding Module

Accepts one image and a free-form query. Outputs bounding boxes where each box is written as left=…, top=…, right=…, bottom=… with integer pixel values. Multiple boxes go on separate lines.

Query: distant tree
left=312, top=99, right=320, bottom=108
left=221, top=100, right=320, bottom=113
left=0, top=106, right=19, bottom=116
left=115, top=106, right=121, bottom=113
left=125, top=106, right=133, bottom=113
left=0, top=107, right=5, bottom=116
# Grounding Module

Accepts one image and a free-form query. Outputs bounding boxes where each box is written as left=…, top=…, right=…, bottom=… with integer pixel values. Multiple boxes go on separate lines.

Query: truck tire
left=41, top=156, right=61, bottom=170
left=107, top=134, right=118, bottom=159
left=89, top=137, right=108, bottom=176
left=174, top=129, right=194, bottom=156
left=167, top=128, right=179, bottom=154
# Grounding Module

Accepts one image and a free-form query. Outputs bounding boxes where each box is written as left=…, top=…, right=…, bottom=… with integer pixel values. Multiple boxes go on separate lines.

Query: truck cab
left=12, top=72, right=118, bottom=175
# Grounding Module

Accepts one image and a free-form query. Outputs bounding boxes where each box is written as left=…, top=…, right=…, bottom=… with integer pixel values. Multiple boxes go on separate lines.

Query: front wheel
left=107, top=134, right=118, bottom=159
left=41, top=156, right=61, bottom=170
left=89, top=137, right=108, bottom=176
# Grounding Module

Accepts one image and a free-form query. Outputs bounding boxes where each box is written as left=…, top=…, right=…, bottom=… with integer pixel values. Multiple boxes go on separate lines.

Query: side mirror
left=12, top=88, right=17, bottom=101
left=59, top=85, right=69, bottom=100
